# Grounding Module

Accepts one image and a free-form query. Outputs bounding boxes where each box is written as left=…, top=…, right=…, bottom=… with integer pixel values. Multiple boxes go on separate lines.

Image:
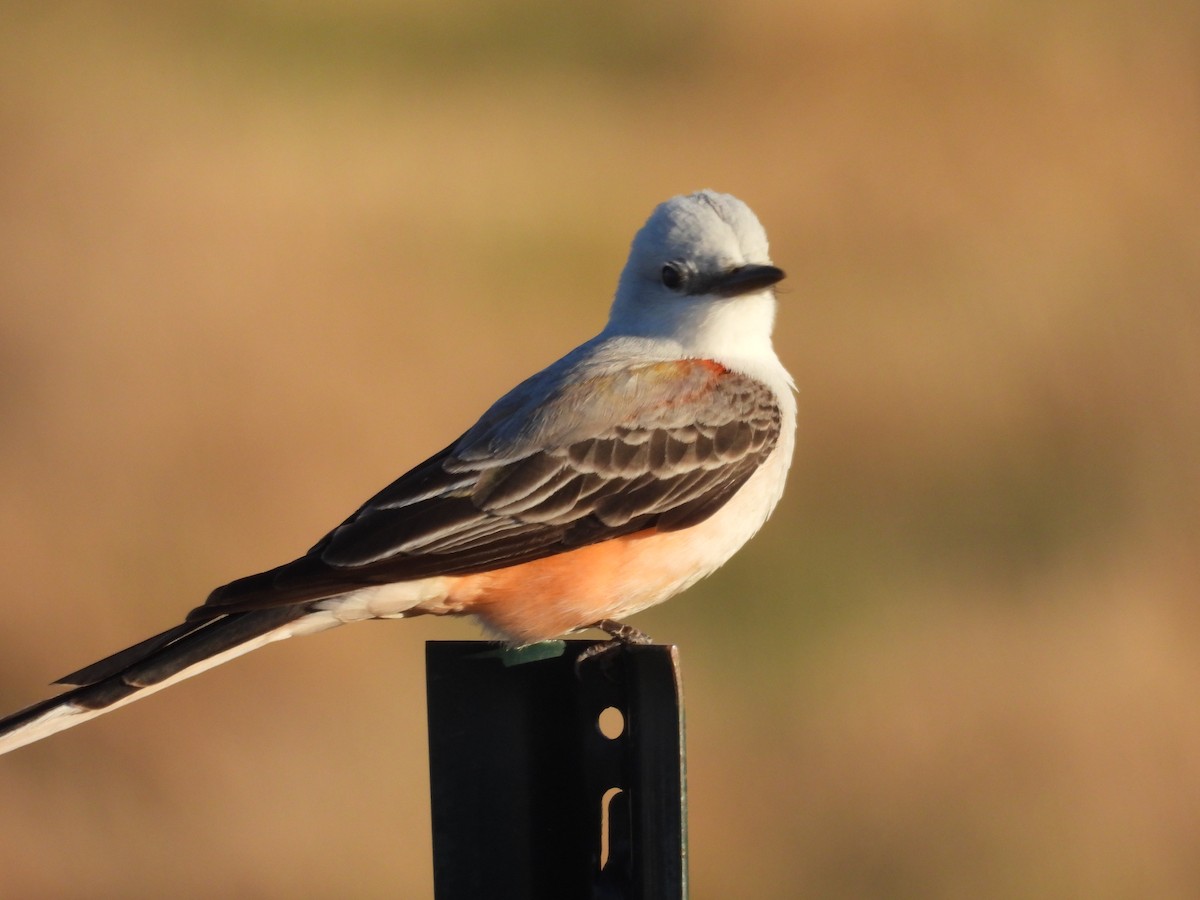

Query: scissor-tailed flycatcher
left=0, top=189, right=795, bottom=755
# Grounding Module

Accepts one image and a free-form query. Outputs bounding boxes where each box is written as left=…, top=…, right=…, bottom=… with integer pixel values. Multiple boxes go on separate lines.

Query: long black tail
left=0, top=605, right=318, bottom=756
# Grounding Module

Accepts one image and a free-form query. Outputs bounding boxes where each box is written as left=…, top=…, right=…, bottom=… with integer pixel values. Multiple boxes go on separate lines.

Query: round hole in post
left=597, top=706, right=624, bottom=739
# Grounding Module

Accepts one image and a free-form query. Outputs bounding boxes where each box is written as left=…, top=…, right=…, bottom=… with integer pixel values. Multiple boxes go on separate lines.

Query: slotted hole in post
left=598, top=706, right=624, bottom=739
left=599, top=786, right=623, bottom=870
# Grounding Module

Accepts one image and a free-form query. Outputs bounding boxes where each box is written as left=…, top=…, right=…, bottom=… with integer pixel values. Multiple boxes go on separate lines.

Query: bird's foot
left=574, top=619, right=653, bottom=674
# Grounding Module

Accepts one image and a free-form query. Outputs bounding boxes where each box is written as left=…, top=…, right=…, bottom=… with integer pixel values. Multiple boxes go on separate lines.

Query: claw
left=573, top=619, right=654, bottom=676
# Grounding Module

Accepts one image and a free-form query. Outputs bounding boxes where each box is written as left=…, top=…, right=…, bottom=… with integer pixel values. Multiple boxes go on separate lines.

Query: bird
left=0, top=189, right=795, bottom=756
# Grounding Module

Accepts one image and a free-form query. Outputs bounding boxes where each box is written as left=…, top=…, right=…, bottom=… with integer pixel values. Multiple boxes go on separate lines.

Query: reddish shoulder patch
left=691, top=358, right=730, bottom=376
left=646, top=358, right=729, bottom=380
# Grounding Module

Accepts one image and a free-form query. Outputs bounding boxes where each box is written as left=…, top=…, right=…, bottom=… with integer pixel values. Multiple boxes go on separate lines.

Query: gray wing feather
left=322, top=360, right=780, bottom=565
left=197, top=360, right=781, bottom=616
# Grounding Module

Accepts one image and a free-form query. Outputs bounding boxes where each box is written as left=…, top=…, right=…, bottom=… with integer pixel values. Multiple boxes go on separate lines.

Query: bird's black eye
left=661, top=263, right=684, bottom=291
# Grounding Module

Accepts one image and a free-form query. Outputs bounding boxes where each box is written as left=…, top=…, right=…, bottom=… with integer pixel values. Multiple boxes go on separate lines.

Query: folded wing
left=197, top=359, right=782, bottom=616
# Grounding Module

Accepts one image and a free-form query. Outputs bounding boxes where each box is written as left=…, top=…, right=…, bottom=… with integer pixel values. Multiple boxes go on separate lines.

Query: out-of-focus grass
left=175, top=0, right=705, bottom=80
left=1, top=2, right=1198, bottom=897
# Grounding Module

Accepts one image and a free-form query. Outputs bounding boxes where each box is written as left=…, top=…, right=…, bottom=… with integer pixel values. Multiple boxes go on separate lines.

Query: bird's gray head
left=605, top=191, right=785, bottom=356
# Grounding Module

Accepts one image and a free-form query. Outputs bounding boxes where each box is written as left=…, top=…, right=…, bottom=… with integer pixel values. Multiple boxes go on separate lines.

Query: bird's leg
left=592, top=618, right=653, bottom=644
left=574, top=619, right=653, bottom=673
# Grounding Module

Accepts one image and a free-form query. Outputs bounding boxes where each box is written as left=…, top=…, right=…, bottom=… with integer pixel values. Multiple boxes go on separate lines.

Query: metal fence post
left=426, top=640, right=687, bottom=899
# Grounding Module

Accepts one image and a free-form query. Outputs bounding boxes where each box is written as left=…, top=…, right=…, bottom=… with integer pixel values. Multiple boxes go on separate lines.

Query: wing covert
left=200, top=359, right=782, bottom=614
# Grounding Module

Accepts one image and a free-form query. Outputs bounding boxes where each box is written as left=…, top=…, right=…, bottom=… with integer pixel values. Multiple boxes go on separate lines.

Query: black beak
left=709, top=264, right=786, bottom=298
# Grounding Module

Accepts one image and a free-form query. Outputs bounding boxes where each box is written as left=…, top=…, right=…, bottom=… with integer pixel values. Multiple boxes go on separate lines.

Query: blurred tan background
left=1, top=1, right=1198, bottom=896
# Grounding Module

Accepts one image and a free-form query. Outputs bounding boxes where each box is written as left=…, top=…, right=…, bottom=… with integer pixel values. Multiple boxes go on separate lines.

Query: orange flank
left=436, top=526, right=710, bottom=645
